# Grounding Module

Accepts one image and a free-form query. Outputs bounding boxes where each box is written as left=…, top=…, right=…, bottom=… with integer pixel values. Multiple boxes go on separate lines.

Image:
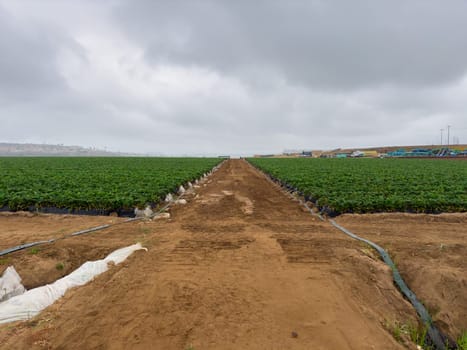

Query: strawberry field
left=0, top=157, right=220, bottom=214
left=248, top=158, right=467, bottom=214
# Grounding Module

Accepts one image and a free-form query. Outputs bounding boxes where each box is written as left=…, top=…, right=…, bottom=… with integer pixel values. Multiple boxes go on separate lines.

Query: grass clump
left=385, top=320, right=431, bottom=349
left=29, top=247, right=40, bottom=255
left=408, top=323, right=428, bottom=348
left=457, top=331, right=467, bottom=350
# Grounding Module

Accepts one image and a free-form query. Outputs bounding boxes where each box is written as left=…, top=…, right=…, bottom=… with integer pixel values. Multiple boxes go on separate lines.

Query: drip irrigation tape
left=70, top=224, right=111, bottom=236
left=0, top=240, right=55, bottom=257
left=329, top=219, right=450, bottom=350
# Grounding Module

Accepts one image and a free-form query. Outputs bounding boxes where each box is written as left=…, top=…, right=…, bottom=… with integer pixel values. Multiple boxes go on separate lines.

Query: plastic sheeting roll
left=0, top=243, right=147, bottom=324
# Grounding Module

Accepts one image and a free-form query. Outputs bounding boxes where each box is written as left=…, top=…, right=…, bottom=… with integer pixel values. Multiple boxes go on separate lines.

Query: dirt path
left=0, top=160, right=418, bottom=349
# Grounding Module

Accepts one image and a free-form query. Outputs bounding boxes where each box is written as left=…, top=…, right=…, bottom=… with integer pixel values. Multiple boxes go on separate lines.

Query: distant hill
left=0, top=143, right=130, bottom=156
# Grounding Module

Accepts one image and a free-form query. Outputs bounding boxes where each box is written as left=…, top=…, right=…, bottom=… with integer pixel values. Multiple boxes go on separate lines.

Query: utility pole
left=447, top=125, right=451, bottom=147
left=440, top=129, right=444, bottom=146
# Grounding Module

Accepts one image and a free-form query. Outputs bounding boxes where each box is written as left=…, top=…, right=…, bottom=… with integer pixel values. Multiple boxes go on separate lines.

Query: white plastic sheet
left=0, top=267, right=26, bottom=302
left=165, top=193, right=174, bottom=202
left=134, top=206, right=154, bottom=218
left=0, top=243, right=146, bottom=324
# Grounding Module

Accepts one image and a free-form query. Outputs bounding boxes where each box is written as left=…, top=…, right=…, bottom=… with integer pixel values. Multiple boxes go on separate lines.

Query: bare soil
left=336, top=213, right=467, bottom=340
left=0, top=212, right=124, bottom=251
left=1, top=159, right=461, bottom=349
left=0, top=214, right=143, bottom=290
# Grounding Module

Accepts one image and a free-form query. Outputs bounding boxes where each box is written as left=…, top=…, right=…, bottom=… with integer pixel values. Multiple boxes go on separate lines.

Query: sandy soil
left=0, top=160, right=436, bottom=349
left=0, top=212, right=124, bottom=251
left=0, top=215, right=148, bottom=290
left=336, top=213, right=467, bottom=340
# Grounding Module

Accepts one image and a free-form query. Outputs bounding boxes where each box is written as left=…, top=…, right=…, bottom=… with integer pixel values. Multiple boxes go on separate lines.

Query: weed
left=385, top=320, right=431, bottom=349
left=29, top=247, right=40, bottom=255
left=457, top=331, right=467, bottom=350
left=0, top=257, right=10, bottom=265
left=385, top=320, right=407, bottom=342
left=408, top=323, right=428, bottom=348
left=55, top=262, right=64, bottom=271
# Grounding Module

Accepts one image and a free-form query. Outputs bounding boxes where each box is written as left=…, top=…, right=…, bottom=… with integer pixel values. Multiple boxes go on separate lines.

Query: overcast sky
left=1, top=0, right=466, bottom=155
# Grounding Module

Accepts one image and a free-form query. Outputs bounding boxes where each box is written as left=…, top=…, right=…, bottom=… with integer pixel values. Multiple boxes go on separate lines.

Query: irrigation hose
left=329, top=219, right=449, bottom=350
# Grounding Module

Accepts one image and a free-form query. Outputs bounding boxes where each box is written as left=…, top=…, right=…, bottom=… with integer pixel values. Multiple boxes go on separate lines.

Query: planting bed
left=248, top=158, right=467, bottom=215
left=0, top=157, right=221, bottom=215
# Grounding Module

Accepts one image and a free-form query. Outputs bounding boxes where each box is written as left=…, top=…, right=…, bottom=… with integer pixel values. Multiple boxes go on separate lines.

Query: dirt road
left=0, top=160, right=418, bottom=349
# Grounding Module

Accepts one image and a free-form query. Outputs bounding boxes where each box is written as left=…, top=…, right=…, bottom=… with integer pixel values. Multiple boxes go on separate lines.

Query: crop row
left=0, top=157, right=221, bottom=214
left=248, top=158, right=467, bottom=214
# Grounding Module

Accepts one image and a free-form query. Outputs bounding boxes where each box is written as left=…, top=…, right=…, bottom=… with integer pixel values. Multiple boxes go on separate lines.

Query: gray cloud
left=0, top=0, right=466, bottom=155
left=115, top=0, right=467, bottom=89
left=0, top=6, right=69, bottom=103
